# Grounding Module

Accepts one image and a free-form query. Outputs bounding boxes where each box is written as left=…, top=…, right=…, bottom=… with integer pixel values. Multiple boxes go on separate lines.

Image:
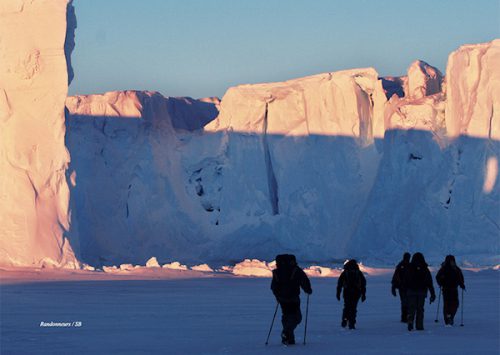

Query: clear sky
left=69, top=0, right=499, bottom=99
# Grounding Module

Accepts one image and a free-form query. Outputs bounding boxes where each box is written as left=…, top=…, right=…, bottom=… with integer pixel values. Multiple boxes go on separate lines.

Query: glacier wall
left=350, top=41, right=500, bottom=264
left=65, top=70, right=391, bottom=265
left=0, top=0, right=78, bottom=267
left=201, top=69, right=387, bottom=262
left=65, top=42, right=499, bottom=266
left=65, top=91, right=220, bottom=265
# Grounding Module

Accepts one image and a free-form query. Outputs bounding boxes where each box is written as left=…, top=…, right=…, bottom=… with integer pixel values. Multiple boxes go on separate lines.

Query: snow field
left=1, top=271, right=498, bottom=354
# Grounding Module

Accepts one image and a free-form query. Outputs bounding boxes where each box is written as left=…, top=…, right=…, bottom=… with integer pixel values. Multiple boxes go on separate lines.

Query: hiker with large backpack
left=271, top=254, right=312, bottom=345
left=336, top=259, right=366, bottom=330
left=403, top=252, right=436, bottom=331
left=391, top=252, right=411, bottom=322
left=436, top=255, right=465, bottom=326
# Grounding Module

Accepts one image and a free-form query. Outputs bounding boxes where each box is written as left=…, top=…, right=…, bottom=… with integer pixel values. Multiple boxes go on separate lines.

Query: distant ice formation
left=64, top=41, right=499, bottom=266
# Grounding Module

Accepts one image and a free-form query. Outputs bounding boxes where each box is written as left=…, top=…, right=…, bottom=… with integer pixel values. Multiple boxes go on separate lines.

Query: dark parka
left=436, top=255, right=465, bottom=325
left=403, top=253, right=435, bottom=297
left=391, top=252, right=411, bottom=295
left=391, top=252, right=411, bottom=322
left=337, top=260, right=367, bottom=299
left=336, top=259, right=366, bottom=329
left=436, top=255, right=465, bottom=290
left=270, top=254, right=312, bottom=344
left=403, top=252, right=436, bottom=331
left=271, top=254, right=312, bottom=302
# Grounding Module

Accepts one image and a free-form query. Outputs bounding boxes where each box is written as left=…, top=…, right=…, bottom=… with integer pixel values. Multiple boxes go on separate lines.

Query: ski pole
left=303, top=294, right=310, bottom=345
left=265, top=301, right=279, bottom=345
left=460, top=288, right=464, bottom=327
left=434, top=288, right=441, bottom=323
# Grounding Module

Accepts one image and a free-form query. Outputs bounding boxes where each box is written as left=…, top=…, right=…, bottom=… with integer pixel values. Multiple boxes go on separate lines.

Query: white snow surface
left=1, top=270, right=498, bottom=354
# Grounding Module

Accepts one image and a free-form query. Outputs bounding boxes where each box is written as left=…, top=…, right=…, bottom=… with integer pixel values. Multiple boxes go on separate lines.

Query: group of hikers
left=270, top=253, right=466, bottom=345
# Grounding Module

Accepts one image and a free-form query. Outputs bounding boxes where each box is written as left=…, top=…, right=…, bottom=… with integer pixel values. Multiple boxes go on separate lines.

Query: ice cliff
left=65, top=91, right=219, bottom=265
left=65, top=42, right=499, bottom=266
left=350, top=41, right=500, bottom=264
left=64, top=69, right=392, bottom=265
left=0, top=0, right=78, bottom=267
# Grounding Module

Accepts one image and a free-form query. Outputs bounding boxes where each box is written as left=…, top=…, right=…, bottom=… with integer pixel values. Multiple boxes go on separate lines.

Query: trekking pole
left=265, top=301, right=279, bottom=345
left=434, top=288, right=442, bottom=323
left=303, top=294, right=310, bottom=345
left=460, top=288, right=464, bottom=327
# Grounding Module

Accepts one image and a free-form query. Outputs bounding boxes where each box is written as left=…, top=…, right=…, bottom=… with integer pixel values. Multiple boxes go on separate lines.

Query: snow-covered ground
left=1, top=270, right=498, bottom=354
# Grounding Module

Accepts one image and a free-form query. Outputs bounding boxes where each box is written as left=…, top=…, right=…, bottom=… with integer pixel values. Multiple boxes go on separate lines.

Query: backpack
left=275, top=254, right=297, bottom=270
left=272, top=254, right=302, bottom=301
left=393, top=262, right=409, bottom=288
left=343, top=269, right=363, bottom=290
left=407, top=265, right=429, bottom=290
left=438, top=265, right=461, bottom=288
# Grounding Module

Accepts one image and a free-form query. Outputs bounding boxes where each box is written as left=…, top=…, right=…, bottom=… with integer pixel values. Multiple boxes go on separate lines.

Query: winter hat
left=275, top=254, right=297, bottom=268
left=411, top=252, right=427, bottom=266
left=344, top=259, right=359, bottom=270
left=444, top=255, right=456, bottom=266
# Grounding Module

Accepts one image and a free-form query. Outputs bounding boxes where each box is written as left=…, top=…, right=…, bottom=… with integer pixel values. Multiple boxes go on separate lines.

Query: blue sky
left=69, top=0, right=499, bottom=99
